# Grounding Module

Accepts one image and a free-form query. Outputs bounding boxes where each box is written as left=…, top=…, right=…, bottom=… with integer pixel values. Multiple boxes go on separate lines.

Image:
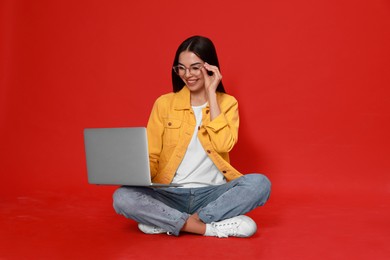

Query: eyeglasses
left=173, top=63, right=204, bottom=76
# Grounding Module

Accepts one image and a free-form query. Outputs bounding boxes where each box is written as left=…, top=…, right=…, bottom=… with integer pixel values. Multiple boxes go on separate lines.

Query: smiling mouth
left=186, top=78, right=198, bottom=85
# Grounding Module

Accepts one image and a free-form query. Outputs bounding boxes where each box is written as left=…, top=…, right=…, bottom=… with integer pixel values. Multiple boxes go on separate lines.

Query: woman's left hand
left=202, top=62, right=222, bottom=93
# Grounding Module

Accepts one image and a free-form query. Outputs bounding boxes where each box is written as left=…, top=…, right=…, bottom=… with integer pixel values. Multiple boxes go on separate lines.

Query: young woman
left=113, top=36, right=271, bottom=238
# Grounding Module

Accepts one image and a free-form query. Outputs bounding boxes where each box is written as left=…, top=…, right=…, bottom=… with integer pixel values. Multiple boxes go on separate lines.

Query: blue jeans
left=113, top=174, right=271, bottom=236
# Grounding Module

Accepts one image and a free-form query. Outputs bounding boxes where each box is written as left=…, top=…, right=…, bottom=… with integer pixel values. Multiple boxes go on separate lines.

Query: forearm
left=207, top=91, right=221, bottom=121
left=204, top=95, right=239, bottom=153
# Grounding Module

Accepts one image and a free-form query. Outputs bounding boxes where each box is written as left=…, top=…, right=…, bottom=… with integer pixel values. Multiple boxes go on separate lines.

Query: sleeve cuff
left=205, top=113, right=228, bottom=132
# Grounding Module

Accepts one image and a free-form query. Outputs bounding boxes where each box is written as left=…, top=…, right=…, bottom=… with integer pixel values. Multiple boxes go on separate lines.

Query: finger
left=201, top=66, right=211, bottom=81
left=201, top=68, right=215, bottom=89
left=204, top=63, right=222, bottom=79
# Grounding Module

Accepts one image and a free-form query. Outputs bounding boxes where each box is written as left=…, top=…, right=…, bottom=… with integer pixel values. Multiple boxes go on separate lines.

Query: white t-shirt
left=173, top=103, right=226, bottom=188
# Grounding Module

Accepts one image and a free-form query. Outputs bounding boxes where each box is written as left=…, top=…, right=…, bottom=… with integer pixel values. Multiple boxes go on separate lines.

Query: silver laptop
left=83, top=127, right=181, bottom=187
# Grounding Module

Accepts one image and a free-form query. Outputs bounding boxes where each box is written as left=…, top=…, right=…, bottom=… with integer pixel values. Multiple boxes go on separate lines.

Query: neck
left=190, top=89, right=207, bottom=106
left=191, top=93, right=207, bottom=106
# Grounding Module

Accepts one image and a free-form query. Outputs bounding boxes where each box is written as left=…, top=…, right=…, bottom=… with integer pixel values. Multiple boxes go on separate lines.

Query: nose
left=184, top=68, right=192, bottom=77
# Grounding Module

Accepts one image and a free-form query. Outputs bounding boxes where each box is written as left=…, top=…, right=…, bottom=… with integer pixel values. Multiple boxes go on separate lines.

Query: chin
left=186, top=85, right=202, bottom=93
left=186, top=81, right=203, bottom=91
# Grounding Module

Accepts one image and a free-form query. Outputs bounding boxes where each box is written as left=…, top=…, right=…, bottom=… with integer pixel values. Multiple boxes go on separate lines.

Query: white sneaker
left=205, top=215, right=257, bottom=238
left=138, top=223, right=171, bottom=235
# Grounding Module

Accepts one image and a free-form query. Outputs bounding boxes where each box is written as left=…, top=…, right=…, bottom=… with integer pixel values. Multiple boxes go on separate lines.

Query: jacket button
left=206, top=110, right=210, bottom=114
left=168, top=122, right=172, bottom=126
left=198, top=126, right=200, bottom=130
left=207, top=150, right=211, bottom=154
left=222, top=170, right=227, bottom=173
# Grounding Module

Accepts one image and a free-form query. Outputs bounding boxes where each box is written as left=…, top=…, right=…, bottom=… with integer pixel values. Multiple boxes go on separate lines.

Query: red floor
left=1, top=185, right=389, bottom=259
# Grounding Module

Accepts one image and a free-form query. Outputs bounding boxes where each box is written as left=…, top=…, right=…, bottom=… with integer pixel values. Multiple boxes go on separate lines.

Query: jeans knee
left=244, top=174, right=271, bottom=205
left=113, top=187, right=132, bottom=214
left=113, top=188, right=123, bottom=212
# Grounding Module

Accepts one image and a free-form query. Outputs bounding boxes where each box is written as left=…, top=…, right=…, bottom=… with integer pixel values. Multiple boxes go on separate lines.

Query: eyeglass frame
left=172, top=62, right=204, bottom=76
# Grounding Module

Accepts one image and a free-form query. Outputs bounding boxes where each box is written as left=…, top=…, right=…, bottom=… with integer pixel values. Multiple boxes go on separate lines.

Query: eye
left=191, top=66, right=201, bottom=71
left=178, top=66, right=186, bottom=71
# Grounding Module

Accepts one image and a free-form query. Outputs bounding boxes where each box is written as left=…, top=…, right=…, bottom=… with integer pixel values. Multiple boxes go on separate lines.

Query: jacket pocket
left=162, top=118, right=182, bottom=147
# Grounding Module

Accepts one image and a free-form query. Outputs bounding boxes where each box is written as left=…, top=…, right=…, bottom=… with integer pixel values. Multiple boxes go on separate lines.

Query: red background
left=2, top=0, right=389, bottom=196
left=1, top=0, right=390, bottom=259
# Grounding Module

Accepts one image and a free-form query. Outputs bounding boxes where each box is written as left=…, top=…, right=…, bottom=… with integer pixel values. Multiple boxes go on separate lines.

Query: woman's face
left=177, top=51, right=205, bottom=93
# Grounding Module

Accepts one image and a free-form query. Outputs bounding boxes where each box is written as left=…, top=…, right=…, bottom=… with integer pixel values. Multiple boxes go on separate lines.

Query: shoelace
left=211, top=220, right=241, bottom=238
left=139, top=224, right=172, bottom=235
left=152, top=226, right=166, bottom=233
left=149, top=227, right=172, bottom=236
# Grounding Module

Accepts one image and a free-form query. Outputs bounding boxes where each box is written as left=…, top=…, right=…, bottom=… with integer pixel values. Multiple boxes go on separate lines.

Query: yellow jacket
left=147, top=87, right=243, bottom=184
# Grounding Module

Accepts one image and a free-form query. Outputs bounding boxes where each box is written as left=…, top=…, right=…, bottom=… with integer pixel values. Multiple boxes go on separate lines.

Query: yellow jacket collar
left=173, top=87, right=191, bottom=110
left=173, top=86, right=210, bottom=110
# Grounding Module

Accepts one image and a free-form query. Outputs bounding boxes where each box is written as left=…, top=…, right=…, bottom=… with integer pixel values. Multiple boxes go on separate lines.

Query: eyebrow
left=177, top=62, right=203, bottom=67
